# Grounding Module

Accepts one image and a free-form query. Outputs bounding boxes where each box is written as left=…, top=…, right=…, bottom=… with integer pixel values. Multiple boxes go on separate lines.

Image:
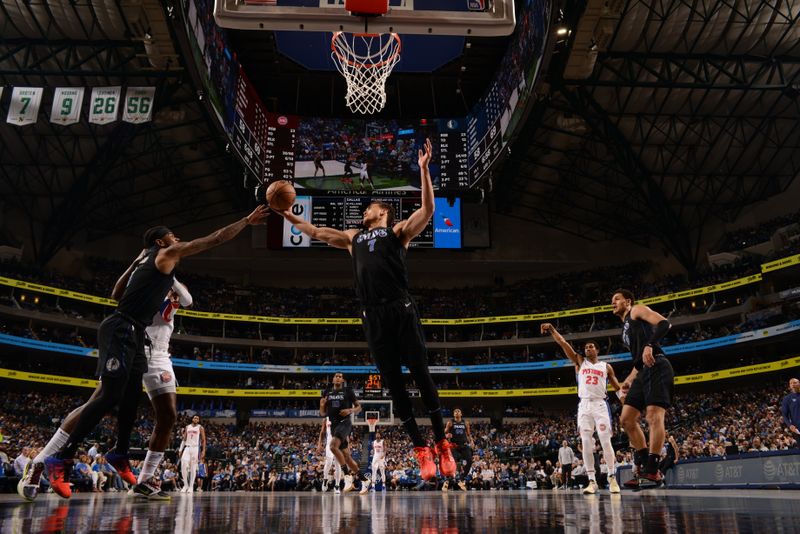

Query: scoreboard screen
left=437, top=118, right=469, bottom=189
left=364, top=374, right=383, bottom=397
left=278, top=194, right=461, bottom=249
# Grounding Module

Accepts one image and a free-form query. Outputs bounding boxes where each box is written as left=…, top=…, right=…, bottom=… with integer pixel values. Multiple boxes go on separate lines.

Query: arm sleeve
left=646, top=320, right=671, bottom=345
left=172, top=278, right=193, bottom=307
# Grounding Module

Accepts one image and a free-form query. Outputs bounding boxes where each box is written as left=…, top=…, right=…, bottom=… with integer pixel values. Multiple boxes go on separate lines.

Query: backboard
left=214, top=0, right=516, bottom=36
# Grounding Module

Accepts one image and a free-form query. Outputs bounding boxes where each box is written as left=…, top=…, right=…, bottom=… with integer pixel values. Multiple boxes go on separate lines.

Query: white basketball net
left=331, top=32, right=401, bottom=115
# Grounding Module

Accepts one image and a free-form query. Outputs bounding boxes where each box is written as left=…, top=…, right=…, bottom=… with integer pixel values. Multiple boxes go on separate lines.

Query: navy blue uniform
left=450, top=419, right=473, bottom=478
left=323, top=386, right=357, bottom=450
left=781, top=392, right=800, bottom=429
left=621, top=314, right=674, bottom=411
left=351, top=226, right=442, bottom=441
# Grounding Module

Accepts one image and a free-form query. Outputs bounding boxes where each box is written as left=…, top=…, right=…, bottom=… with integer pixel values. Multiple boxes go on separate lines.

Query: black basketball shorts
left=331, top=419, right=353, bottom=451
left=95, top=313, right=147, bottom=381
left=361, top=297, right=427, bottom=368
left=625, top=356, right=675, bottom=412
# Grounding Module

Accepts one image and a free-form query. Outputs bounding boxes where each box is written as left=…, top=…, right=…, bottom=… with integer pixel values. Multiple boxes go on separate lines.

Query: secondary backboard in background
left=352, top=399, right=394, bottom=426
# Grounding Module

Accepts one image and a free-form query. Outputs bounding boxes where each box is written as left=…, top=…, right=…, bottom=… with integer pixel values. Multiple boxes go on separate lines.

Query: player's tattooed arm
left=607, top=364, right=622, bottom=391
left=156, top=206, right=268, bottom=273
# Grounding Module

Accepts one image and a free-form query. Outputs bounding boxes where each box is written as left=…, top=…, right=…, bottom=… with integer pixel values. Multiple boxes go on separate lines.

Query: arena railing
left=1, top=354, right=797, bottom=398
left=1, top=319, right=797, bottom=375
left=0, top=251, right=796, bottom=326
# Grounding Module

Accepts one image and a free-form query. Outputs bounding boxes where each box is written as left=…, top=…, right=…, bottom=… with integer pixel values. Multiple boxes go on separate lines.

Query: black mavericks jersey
left=621, top=314, right=665, bottom=370
left=324, top=386, right=357, bottom=425
left=351, top=227, right=409, bottom=306
left=451, top=420, right=468, bottom=445
left=117, top=245, right=175, bottom=326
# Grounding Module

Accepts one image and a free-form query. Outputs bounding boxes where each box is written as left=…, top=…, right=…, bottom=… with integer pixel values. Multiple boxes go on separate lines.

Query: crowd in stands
left=713, top=209, right=800, bottom=253
left=2, top=302, right=795, bottom=370
left=1, top=380, right=796, bottom=493
left=1, top=241, right=783, bottom=321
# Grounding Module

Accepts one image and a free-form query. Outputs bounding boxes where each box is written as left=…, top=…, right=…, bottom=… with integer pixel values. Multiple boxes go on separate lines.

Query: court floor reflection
left=2, top=489, right=799, bottom=533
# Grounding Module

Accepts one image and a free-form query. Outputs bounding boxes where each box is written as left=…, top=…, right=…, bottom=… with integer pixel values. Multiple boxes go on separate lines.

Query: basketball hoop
left=331, top=31, right=402, bottom=114
left=366, top=411, right=380, bottom=433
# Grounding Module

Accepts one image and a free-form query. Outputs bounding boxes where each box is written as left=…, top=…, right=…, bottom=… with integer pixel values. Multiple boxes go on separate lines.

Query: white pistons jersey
left=147, top=298, right=180, bottom=352
left=185, top=424, right=201, bottom=448
left=577, top=360, right=608, bottom=400
left=373, top=439, right=384, bottom=458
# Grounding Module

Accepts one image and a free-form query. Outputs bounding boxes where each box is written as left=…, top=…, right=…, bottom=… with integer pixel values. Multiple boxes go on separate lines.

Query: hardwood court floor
left=2, top=488, right=799, bottom=533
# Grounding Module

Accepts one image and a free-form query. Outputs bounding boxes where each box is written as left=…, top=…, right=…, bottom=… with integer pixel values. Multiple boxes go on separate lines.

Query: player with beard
left=18, top=206, right=267, bottom=501
left=275, top=139, right=455, bottom=482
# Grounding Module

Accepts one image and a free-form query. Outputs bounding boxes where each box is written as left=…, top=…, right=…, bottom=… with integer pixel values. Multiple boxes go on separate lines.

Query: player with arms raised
left=276, top=139, right=455, bottom=482
left=541, top=323, right=621, bottom=494
left=18, top=206, right=267, bottom=501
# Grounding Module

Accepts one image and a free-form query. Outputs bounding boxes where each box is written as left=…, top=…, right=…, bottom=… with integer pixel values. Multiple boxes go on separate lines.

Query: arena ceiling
left=1, top=0, right=798, bottom=270
left=495, top=0, right=800, bottom=269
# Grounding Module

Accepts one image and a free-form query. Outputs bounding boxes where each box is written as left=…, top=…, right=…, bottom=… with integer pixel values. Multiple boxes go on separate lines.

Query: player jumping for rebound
left=276, top=139, right=456, bottom=482
left=541, top=324, right=622, bottom=494
left=321, top=373, right=369, bottom=493
left=611, top=289, right=674, bottom=487
left=442, top=409, right=474, bottom=491
left=179, top=415, right=206, bottom=493
left=317, top=417, right=343, bottom=494
left=367, top=432, right=387, bottom=494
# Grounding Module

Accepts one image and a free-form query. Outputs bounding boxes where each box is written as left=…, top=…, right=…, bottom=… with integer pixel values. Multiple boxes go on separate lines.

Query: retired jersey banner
left=6, top=87, right=43, bottom=126
left=122, top=86, right=156, bottom=124
left=50, top=87, right=85, bottom=125
left=88, top=86, right=121, bottom=124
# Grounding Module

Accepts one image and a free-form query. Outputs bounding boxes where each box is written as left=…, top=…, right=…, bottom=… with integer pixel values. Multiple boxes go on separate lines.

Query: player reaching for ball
left=18, top=205, right=268, bottom=501
left=274, top=139, right=456, bottom=482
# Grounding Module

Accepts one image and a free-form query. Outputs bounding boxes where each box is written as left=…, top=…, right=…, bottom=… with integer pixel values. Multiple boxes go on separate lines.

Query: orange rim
left=331, top=31, right=402, bottom=69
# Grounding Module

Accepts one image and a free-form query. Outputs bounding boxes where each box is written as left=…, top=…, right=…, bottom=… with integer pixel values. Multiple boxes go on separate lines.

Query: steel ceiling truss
left=497, top=0, right=800, bottom=270
left=576, top=52, right=800, bottom=91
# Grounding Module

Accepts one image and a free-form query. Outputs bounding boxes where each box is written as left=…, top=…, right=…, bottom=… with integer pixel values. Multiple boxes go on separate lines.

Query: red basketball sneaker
left=45, top=456, right=73, bottom=499
left=106, top=452, right=138, bottom=486
left=414, top=446, right=436, bottom=481
left=435, top=439, right=456, bottom=478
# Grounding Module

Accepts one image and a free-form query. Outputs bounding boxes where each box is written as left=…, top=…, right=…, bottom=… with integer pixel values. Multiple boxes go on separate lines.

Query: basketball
left=266, top=180, right=296, bottom=211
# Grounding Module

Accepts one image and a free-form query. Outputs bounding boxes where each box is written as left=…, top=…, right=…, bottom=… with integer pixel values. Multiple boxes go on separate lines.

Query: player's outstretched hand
left=540, top=323, right=553, bottom=335
left=246, top=204, right=269, bottom=225
left=271, top=208, right=292, bottom=218
left=418, top=138, right=433, bottom=168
